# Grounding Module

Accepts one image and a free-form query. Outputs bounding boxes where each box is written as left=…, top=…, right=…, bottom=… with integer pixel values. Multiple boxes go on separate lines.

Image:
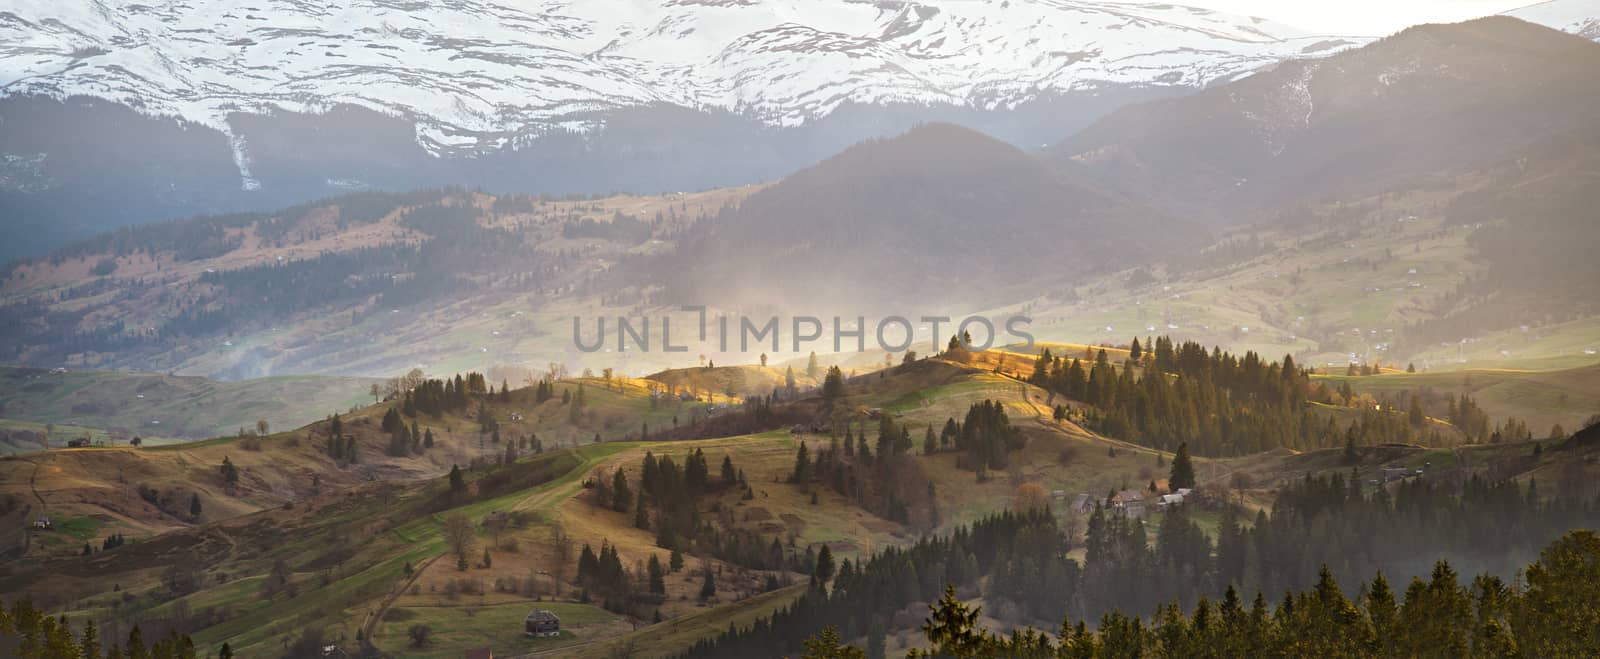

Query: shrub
left=408, top=624, right=432, bottom=647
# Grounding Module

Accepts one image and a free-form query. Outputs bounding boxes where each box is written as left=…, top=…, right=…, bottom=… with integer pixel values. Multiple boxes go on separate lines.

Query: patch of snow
left=0, top=0, right=1367, bottom=167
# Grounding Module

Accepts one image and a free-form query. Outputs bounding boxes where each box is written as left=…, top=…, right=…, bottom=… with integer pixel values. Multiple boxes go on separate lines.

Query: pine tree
left=612, top=469, right=633, bottom=513
left=81, top=617, right=100, bottom=659
left=220, top=456, right=239, bottom=485
left=449, top=464, right=465, bottom=492
left=1168, top=442, right=1195, bottom=491
left=648, top=554, right=666, bottom=595
left=791, top=443, right=811, bottom=484
left=821, top=366, right=846, bottom=409
left=699, top=562, right=717, bottom=601
left=815, top=545, right=836, bottom=585
left=634, top=498, right=650, bottom=530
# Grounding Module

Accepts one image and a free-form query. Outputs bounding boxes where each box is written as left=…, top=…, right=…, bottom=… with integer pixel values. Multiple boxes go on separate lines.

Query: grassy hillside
left=6, top=350, right=1598, bottom=657
left=1315, top=362, right=1600, bottom=437
left=0, top=355, right=1221, bottom=657
left=0, top=367, right=377, bottom=450
left=644, top=364, right=822, bottom=401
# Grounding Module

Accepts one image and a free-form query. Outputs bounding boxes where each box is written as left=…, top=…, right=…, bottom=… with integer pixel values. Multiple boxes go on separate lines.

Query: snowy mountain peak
left=1504, top=0, right=1600, bottom=40
left=0, top=0, right=1363, bottom=156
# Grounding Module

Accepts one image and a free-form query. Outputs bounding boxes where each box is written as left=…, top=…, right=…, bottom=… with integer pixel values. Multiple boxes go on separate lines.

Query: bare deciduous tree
left=443, top=512, right=475, bottom=559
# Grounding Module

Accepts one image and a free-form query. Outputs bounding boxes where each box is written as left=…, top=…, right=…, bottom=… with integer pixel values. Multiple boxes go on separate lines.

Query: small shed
left=32, top=516, right=52, bottom=529
left=463, top=648, right=493, bottom=659
left=525, top=609, right=560, bottom=637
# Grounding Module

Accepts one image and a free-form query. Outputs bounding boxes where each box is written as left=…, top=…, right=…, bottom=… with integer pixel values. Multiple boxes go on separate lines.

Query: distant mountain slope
left=1505, top=0, right=1600, bottom=39
left=0, top=1, right=1366, bottom=261
left=1051, top=17, right=1600, bottom=221
left=663, top=122, right=1194, bottom=311
left=0, top=366, right=377, bottom=446
left=0, top=0, right=1354, bottom=157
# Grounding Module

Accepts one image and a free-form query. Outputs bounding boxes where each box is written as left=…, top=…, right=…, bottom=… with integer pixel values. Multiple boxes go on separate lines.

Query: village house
left=32, top=516, right=52, bottom=530
left=1157, top=487, right=1195, bottom=509
left=1068, top=493, right=1095, bottom=515
left=1111, top=489, right=1144, bottom=508
left=1111, top=490, right=1148, bottom=518
left=525, top=609, right=560, bottom=637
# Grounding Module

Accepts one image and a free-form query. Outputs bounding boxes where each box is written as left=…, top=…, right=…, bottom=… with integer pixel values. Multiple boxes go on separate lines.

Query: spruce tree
left=699, top=562, right=717, bottom=601
left=1168, top=442, right=1195, bottom=491
left=648, top=554, right=666, bottom=594
left=612, top=469, right=633, bottom=513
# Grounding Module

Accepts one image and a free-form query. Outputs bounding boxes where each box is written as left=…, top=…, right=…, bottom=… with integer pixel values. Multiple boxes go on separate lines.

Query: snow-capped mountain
left=1504, top=0, right=1600, bottom=40
left=0, top=0, right=1362, bottom=157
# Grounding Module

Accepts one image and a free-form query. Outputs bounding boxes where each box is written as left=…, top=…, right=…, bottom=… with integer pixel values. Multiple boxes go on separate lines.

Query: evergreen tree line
left=677, top=510, right=1068, bottom=659
left=380, top=408, right=431, bottom=458
left=400, top=372, right=488, bottom=417
left=946, top=400, right=1025, bottom=474
left=793, top=412, right=936, bottom=528
left=1030, top=338, right=1440, bottom=456
left=561, top=211, right=654, bottom=244
left=617, top=449, right=790, bottom=570
left=682, top=474, right=1600, bottom=658
left=0, top=598, right=214, bottom=659
left=892, top=528, right=1600, bottom=658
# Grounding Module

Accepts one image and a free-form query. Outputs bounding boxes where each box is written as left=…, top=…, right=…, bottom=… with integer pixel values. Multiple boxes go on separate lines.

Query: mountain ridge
left=1050, top=16, right=1600, bottom=221
left=0, top=0, right=1359, bottom=162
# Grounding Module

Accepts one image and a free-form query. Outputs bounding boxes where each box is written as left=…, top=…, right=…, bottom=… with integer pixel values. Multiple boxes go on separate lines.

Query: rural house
left=1068, top=493, right=1095, bottom=515
left=525, top=609, right=560, bottom=637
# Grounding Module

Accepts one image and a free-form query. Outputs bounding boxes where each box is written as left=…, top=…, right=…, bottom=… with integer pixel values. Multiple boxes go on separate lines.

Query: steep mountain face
left=0, top=0, right=1352, bottom=154
left=1050, top=17, right=1600, bottom=221
left=1505, top=0, right=1600, bottom=40
left=0, top=0, right=1362, bottom=262
left=662, top=122, right=1192, bottom=312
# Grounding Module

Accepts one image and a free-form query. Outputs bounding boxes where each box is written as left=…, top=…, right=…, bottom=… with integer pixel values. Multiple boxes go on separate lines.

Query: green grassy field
left=385, top=601, right=624, bottom=658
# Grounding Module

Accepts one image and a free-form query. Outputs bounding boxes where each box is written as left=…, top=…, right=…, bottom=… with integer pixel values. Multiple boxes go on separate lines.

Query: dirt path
left=363, top=553, right=443, bottom=649
left=13, top=456, right=47, bottom=555
left=19, top=456, right=47, bottom=511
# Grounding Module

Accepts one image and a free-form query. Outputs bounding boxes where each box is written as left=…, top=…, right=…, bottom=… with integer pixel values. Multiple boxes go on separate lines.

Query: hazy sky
left=1183, top=0, right=1542, bottom=35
